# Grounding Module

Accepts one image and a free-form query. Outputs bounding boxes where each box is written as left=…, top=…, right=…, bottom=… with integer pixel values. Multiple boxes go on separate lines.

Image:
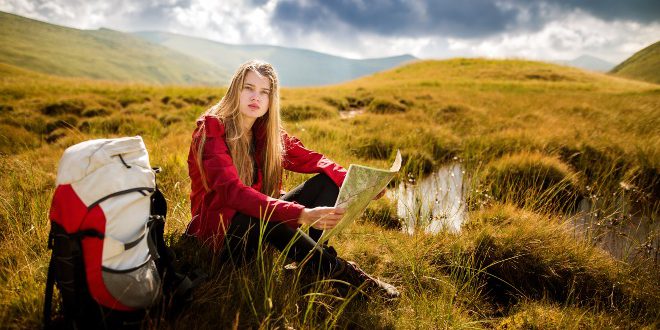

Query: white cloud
left=1, top=0, right=658, bottom=62
left=170, top=0, right=281, bottom=45
left=443, top=10, right=660, bottom=63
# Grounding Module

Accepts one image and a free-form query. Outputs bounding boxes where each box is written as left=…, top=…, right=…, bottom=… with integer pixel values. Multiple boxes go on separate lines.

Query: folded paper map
left=318, top=150, right=402, bottom=244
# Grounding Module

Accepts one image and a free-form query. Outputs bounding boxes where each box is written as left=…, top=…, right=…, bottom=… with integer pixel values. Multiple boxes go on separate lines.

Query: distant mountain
left=610, top=41, right=660, bottom=84
left=134, top=31, right=416, bottom=87
left=559, top=55, right=615, bottom=72
left=0, top=11, right=229, bottom=85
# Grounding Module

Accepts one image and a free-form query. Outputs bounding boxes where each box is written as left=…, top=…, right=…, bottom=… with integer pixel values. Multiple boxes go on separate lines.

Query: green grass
left=611, top=40, right=660, bottom=84
left=0, top=12, right=229, bottom=85
left=0, top=58, right=658, bottom=328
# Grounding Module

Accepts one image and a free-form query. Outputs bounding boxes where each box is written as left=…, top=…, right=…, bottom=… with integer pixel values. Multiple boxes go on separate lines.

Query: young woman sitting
left=185, top=60, right=399, bottom=299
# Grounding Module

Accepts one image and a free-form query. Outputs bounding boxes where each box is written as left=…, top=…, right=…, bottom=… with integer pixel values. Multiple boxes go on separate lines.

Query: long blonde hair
left=196, top=60, right=283, bottom=197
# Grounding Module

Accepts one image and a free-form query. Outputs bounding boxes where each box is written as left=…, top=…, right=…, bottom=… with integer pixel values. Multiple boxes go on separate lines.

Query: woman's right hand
left=298, top=207, right=346, bottom=230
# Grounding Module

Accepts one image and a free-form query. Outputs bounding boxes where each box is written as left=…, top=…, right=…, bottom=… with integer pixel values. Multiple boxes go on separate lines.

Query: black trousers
left=221, top=174, right=340, bottom=275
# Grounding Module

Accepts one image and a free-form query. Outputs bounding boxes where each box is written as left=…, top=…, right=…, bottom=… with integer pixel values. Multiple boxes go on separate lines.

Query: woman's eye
left=261, top=91, right=270, bottom=95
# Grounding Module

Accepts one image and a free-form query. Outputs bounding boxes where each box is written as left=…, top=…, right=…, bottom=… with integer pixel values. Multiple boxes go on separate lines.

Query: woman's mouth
left=248, top=103, right=260, bottom=110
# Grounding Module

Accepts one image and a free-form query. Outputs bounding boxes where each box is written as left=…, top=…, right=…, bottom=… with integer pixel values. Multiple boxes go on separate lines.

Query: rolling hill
left=610, top=40, right=660, bottom=84
left=133, top=31, right=416, bottom=87
left=0, top=11, right=229, bottom=85
left=557, top=55, right=615, bottom=72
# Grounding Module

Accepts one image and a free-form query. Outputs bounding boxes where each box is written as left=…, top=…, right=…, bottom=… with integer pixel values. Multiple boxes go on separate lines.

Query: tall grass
left=0, top=59, right=658, bottom=328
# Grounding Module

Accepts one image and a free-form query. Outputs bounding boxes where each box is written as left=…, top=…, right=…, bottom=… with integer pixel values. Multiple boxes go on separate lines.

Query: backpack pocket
left=102, top=256, right=161, bottom=309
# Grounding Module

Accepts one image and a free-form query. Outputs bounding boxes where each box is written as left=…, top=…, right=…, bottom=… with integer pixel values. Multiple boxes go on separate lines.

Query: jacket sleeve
left=282, top=132, right=347, bottom=187
left=201, top=119, right=305, bottom=223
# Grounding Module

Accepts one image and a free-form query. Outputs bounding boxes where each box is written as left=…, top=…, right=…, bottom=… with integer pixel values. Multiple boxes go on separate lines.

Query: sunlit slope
left=0, top=12, right=229, bottom=85
left=349, top=58, right=653, bottom=90
left=611, top=40, right=660, bottom=84
left=134, top=31, right=416, bottom=87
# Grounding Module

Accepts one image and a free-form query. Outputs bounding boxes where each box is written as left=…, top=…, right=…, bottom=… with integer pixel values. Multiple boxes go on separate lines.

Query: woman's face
left=239, top=70, right=271, bottom=121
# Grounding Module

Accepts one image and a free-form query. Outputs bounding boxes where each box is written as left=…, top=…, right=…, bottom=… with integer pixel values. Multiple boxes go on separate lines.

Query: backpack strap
left=42, top=236, right=55, bottom=329
left=147, top=180, right=207, bottom=316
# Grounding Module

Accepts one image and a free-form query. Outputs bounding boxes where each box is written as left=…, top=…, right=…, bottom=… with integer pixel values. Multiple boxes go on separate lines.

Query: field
left=0, top=58, right=658, bottom=329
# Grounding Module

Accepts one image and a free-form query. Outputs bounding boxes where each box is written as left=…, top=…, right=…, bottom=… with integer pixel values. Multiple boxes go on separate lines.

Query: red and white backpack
left=44, top=136, right=174, bottom=328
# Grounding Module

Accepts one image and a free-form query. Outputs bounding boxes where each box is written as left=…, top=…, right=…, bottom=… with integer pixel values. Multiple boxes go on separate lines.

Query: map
left=318, top=150, right=402, bottom=244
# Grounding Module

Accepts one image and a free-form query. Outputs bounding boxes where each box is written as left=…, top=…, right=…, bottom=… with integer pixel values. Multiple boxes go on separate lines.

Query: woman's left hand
left=373, top=188, right=386, bottom=200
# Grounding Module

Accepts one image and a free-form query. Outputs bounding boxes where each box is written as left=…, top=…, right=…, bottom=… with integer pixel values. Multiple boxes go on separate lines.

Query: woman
left=185, top=60, right=399, bottom=299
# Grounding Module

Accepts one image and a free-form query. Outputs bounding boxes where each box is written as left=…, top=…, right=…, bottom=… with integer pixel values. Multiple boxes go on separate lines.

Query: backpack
left=43, top=136, right=197, bottom=329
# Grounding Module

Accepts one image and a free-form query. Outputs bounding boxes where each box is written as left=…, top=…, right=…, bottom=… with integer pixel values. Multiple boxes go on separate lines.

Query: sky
left=2, top=0, right=659, bottom=63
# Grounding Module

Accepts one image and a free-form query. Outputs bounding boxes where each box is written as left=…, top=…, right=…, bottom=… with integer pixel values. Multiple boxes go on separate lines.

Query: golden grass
left=0, top=59, right=658, bottom=328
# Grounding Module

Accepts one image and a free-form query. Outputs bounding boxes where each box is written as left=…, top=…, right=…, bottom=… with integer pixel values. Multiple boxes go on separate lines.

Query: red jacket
left=186, top=116, right=347, bottom=248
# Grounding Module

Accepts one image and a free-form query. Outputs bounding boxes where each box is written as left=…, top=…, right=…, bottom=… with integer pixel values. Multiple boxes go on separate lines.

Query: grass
left=0, top=58, right=658, bottom=328
left=611, top=40, right=660, bottom=84
left=0, top=12, right=229, bottom=85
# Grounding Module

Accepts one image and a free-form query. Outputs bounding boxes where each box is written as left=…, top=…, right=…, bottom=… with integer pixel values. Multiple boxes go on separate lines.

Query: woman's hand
left=298, top=207, right=346, bottom=230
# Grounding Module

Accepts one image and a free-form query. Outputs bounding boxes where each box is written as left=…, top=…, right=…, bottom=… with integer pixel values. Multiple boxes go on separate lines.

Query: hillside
left=610, top=40, right=660, bottom=84
left=0, top=12, right=229, bottom=85
left=0, top=59, right=658, bottom=328
left=557, top=55, right=614, bottom=72
left=134, top=31, right=416, bottom=86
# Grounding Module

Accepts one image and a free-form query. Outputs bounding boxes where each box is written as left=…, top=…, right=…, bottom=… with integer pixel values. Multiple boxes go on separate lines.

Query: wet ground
left=388, top=163, right=658, bottom=264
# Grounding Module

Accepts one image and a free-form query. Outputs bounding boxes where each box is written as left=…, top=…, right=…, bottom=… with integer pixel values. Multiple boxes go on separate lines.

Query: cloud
left=0, top=0, right=658, bottom=63
left=0, top=0, right=189, bottom=30
left=272, top=0, right=534, bottom=39
left=550, top=0, right=660, bottom=24
left=445, top=11, right=660, bottom=63
left=271, top=0, right=660, bottom=40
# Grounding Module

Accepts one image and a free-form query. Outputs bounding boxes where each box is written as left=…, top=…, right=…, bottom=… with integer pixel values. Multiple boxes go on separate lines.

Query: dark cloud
left=273, top=0, right=526, bottom=38
left=272, top=0, right=660, bottom=39
left=553, top=0, right=660, bottom=23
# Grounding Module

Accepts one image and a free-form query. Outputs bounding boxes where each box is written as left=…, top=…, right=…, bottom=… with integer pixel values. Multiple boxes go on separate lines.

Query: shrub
left=367, top=98, right=406, bottom=114
left=40, top=99, right=85, bottom=116
left=182, top=96, right=208, bottom=106
left=0, top=104, right=14, bottom=113
left=281, top=104, right=335, bottom=121
left=321, top=96, right=348, bottom=111
left=159, top=114, right=183, bottom=126
left=81, top=107, right=110, bottom=117
left=433, top=205, right=654, bottom=314
left=79, top=114, right=162, bottom=136
left=345, top=96, right=373, bottom=109
left=352, top=137, right=395, bottom=160
left=45, top=116, right=78, bottom=134
left=477, top=152, right=582, bottom=212
left=0, top=124, right=40, bottom=154
left=363, top=197, right=401, bottom=230
left=402, top=150, right=435, bottom=175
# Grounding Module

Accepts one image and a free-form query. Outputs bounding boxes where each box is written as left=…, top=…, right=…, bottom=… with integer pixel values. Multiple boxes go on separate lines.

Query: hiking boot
left=331, top=258, right=400, bottom=300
